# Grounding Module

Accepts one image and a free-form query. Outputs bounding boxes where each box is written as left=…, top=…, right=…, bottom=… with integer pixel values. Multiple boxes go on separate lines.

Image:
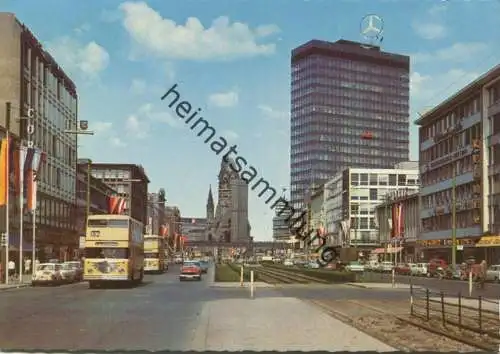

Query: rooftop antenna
left=359, top=14, right=384, bottom=49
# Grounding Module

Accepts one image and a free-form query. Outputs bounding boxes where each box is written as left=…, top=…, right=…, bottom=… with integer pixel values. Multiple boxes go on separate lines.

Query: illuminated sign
left=416, top=238, right=476, bottom=247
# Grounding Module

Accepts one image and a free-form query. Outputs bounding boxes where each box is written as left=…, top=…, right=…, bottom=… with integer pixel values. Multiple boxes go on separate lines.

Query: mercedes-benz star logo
left=360, top=14, right=384, bottom=40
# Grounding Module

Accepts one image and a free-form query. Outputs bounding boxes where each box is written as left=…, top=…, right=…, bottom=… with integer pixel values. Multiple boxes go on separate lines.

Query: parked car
left=395, top=263, right=411, bottom=275
left=379, top=261, right=394, bottom=273
left=428, top=259, right=447, bottom=277
left=307, top=261, right=320, bottom=269
left=345, top=261, right=365, bottom=272
left=60, top=263, right=77, bottom=283
left=283, top=259, right=294, bottom=267
left=486, top=265, right=500, bottom=282
left=179, top=261, right=202, bottom=281
left=64, top=261, right=83, bottom=281
left=32, top=263, right=63, bottom=286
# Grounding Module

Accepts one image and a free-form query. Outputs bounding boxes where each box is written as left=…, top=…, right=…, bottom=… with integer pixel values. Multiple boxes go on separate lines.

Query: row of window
left=351, top=173, right=419, bottom=186
left=420, top=124, right=480, bottom=161
left=421, top=182, right=480, bottom=210
left=422, top=211, right=480, bottom=232
left=419, top=95, right=480, bottom=142
left=23, top=46, right=77, bottom=111
left=420, top=155, right=475, bottom=186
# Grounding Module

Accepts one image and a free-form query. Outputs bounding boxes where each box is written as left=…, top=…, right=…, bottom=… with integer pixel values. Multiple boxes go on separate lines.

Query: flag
left=108, top=196, right=127, bottom=214
left=25, top=148, right=42, bottom=212
left=0, top=137, right=10, bottom=206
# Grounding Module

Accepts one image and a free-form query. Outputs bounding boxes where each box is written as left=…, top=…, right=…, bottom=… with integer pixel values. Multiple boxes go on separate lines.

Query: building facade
left=375, top=189, right=420, bottom=262
left=324, top=166, right=419, bottom=249
left=181, top=217, right=207, bottom=243
left=290, top=39, right=410, bottom=209
left=76, top=159, right=117, bottom=245
left=89, top=163, right=149, bottom=228
left=164, top=206, right=181, bottom=251
left=0, top=13, right=79, bottom=261
left=416, top=64, right=500, bottom=263
left=208, top=158, right=251, bottom=244
left=146, top=189, right=166, bottom=236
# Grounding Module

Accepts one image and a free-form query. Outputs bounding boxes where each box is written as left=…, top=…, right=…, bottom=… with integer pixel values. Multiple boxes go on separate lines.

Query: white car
left=346, top=261, right=365, bottom=272
left=379, top=262, right=394, bottom=273
left=60, top=263, right=77, bottom=283
left=486, top=265, right=500, bottom=282
left=308, top=261, right=320, bottom=269
left=283, top=259, right=294, bottom=267
left=32, top=263, right=63, bottom=286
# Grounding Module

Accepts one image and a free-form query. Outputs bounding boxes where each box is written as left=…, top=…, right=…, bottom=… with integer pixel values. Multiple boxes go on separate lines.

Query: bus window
left=85, top=248, right=129, bottom=259
left=145, top=253, right=159, bottom=259
left=87, top=219, right=129, bottom=228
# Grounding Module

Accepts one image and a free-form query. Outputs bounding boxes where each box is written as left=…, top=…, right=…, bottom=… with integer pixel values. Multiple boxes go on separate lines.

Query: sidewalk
left=189, top=296, right=394, bottom=351
left=0, top=279, right=31, bottom=291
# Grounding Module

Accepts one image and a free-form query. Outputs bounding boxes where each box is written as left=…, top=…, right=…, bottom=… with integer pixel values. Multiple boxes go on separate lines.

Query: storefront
left=416, top=237, right=483, bottom=263
left=475, top=236, right=500, bottom=264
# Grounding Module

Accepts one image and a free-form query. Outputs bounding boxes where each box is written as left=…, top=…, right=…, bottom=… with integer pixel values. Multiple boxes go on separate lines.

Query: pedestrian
left=25, top=257, right=31, bottom=275
left=479, top=259, right=487, bottom=289
left=8, top=260, right=15, bottom=281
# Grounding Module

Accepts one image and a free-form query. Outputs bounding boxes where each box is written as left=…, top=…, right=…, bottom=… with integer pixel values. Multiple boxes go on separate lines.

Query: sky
left=2, top=0, right=500, bottom=241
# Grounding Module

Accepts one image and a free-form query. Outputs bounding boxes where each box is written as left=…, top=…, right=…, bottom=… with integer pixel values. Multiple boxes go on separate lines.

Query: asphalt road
left=0, top=265, right=249, bottom=351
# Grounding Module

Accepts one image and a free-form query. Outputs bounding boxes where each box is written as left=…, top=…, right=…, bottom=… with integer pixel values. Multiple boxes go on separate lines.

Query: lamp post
left=65, top=120, right=94, bottom=261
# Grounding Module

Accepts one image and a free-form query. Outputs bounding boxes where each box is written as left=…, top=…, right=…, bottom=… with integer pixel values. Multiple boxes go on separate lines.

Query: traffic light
left=0, top=233, right=6, bottom=247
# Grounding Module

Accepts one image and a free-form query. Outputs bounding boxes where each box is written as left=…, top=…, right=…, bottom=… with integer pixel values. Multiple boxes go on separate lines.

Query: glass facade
left=290, top=40, right=410, bottom=209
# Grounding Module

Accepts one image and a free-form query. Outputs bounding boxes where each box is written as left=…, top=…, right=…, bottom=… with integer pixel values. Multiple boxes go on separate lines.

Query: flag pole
left=4, top=102, right=11, bottom=285
left=18, top=146, right=24, bottom=283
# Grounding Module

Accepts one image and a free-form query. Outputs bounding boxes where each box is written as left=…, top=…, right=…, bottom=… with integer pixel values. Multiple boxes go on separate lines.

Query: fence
left=410, top=285, right=500, bottom=340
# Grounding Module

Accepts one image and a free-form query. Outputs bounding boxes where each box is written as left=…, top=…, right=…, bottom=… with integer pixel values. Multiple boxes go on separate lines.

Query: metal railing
left=410, top=285, right=500, bottom=339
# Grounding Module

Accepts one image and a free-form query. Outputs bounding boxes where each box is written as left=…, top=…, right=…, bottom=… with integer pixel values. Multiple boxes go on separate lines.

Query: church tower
left=206, top=185, right=214, bottom=221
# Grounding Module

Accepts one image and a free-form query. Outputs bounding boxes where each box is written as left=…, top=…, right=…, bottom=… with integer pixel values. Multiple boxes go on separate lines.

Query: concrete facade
left=0, top=13, right=79, bottom=260
left=324, top=166, right=419, bottom=248
left=416, top=63, right=500, bottom=262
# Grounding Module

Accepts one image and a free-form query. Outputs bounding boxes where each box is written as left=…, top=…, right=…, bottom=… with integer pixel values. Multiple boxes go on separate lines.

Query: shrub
left=214, top=264, right=241, bottom=282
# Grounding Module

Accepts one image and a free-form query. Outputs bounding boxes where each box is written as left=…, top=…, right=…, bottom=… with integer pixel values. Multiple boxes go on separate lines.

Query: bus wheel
left=89, top=281, right=98, bottom=289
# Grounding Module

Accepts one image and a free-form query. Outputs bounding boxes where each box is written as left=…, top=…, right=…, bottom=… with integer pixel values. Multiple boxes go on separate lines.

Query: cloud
left=412, top=22, right=446, bottom=40
left=222, top=130, right=239, bottom=141
left=86, top=121, right=126, bottom=148
left=130, top=79, right=147, bottom=94
left=411, top=69, right=480, bottom=116
left=119, top=1, right=279, bottom=61
left=208, top=90, right=239, bottom=108
left=92, top=121, right=113, bottom=133
left=257, top=104, right=289, bottom=120
left=412, top=4, right=448, bottom=40
left=111, top=137, right=126, bottom=147
left=45, top=36, right=110, bottom=78
left=124, top=103, right=179, bottom=139
left=125, top=114, right=148, bottom=138
left=74, top=24, right=91, bottom=35
left=412, top=42, right=489, bottom=64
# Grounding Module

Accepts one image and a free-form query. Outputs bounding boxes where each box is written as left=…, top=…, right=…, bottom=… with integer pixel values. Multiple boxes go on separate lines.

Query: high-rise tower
left=290, top=39, right=410, bottom=210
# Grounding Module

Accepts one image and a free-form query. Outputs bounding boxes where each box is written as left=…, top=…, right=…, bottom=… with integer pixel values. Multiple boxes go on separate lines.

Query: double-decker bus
left=144, top=235, right=167, bottom=273
left=84, top=214, right=144, bottom=289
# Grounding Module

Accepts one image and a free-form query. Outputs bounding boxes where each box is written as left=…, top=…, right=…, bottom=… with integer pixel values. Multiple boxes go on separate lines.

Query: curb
left=0, top=284, right=31, bottom=291
left=345, top=283, right=368, bottom=289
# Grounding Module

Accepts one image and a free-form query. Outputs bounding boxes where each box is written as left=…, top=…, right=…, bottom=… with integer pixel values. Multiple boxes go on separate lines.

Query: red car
left=395, top=263, right=411, bottom=275
left=179, top=261, right=202, bottom=281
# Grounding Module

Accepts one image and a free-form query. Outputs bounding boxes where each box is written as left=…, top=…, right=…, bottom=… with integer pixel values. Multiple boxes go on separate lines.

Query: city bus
left=83, top=214, right=144, bottom=289
left=144, top=235, right=167, bottom=273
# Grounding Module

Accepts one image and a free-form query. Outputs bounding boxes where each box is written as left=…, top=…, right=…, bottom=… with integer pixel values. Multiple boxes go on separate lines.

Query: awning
left=371, top=248, right=385, bottom=254
left=476, top=236, right=500, bottom=247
